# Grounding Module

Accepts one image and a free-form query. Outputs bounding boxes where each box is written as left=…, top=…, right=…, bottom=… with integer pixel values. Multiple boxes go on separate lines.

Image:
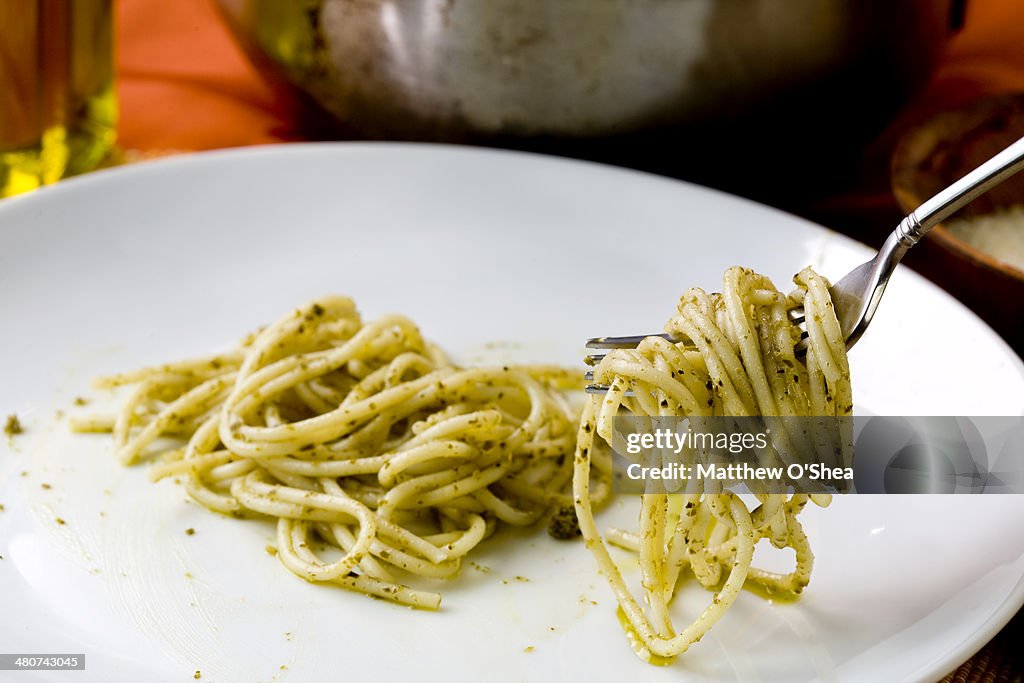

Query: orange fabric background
left=116, top=0, right=1024, bottom=152
left=116, top=0, right=300, bottom=151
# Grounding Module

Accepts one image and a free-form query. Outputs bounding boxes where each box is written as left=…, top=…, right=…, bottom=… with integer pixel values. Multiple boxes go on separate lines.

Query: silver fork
left=585, top=134, right=1024, bottom=394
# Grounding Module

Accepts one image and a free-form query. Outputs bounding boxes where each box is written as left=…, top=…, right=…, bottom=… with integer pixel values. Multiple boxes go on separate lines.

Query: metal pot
left=219, top=0, right=955, bottom=138
left=217, top=0, right=960, bottom=201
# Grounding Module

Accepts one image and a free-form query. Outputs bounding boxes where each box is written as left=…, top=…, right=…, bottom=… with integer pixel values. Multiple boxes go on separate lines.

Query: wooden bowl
left=891, top=94, right=1024, bottom=353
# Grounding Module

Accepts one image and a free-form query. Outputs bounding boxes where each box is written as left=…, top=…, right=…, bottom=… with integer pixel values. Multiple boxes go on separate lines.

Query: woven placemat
left=941, top=609, right=1023, bottom=683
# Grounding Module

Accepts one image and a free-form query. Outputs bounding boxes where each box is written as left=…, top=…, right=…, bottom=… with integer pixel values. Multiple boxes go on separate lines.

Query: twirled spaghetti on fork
left=572, top=266, right=852, bottom=664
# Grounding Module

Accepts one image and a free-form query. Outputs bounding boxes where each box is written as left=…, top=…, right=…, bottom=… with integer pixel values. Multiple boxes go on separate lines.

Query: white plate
left=1, top=144, right=1023, bottom=683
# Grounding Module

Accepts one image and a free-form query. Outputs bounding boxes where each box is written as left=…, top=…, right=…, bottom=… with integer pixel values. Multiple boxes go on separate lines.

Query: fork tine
left=793, top=329, right=810, bottom=355
left=585, top=384, right=637, bottom=396
left=584, top=305, right=813, bottom=393
left=588, top=336, right=811, bottom=377
left=585, top=333, right=674, bottom=349
left=586, top=304, right=813, bottom=390
left=590, top=307, right=805, bottom=349
left=583, top=333, right=683, bottom=390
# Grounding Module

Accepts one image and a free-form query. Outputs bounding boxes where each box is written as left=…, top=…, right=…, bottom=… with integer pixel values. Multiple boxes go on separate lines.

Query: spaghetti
left=573, top=266, right=851, bottom=664
left=73, top=296, right=610, bottom=608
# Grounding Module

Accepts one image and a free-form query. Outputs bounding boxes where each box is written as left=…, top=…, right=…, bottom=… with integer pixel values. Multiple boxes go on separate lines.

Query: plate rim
left=911, top=570, right=1024, bottom=683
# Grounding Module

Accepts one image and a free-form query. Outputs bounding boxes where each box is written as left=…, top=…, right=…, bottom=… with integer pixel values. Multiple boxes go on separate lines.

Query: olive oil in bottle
left=0, top=0, right=116, bottom=197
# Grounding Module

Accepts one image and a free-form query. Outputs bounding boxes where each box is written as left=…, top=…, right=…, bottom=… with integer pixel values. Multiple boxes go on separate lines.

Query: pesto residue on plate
left=3, top=414, right=22, bottom=437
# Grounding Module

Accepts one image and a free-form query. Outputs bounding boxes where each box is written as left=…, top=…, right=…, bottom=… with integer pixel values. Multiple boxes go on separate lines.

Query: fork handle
left=896, top=133, right=1024, bottom=247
